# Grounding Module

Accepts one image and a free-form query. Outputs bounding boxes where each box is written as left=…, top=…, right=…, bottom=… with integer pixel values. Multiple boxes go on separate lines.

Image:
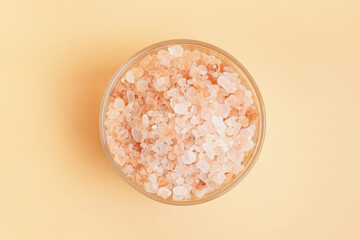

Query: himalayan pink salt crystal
left=173, top=186, right=188, bottom=196
left=136, top=79, right=148, bottom=92
left=124, top=164, right=134, bottom=175
left=217, top=74, right=237, bottom=93
left=227, top=147, right=237, bottom=162
left=107, top=110, right=119, bottom=119
left=132, top=68, right=144, bottom=78
left=157, top=187, right=172, bottom=199
left=202, top=142, right=215, bottom=160
left=196, top=159, right=210, bottom=173
left=196, top=125, right=208, bottom=136
left=166, top=88, right=180, bottom=98
left=144, top=182, right=156, bottom=193
left=157, top=50, right=170, bottom=66
left=225, top=117, right=237, bottom=127
left=195, top=188, right=208, bottom=198
left=233, top=163, right=245, bottom=175
left=215, top=104, right=230, bottom=118
left=223, top=72, right=239, bottom=81
left=114, top=154, right=126, bottom=166
left=174, top=103, right=189, bottom=115
left=177, top=78, right=187, bottom=87
left=127, top=90, right=135, bottom=102
left=211, top=116, right=227, bottom=136
left=200, top=108, right=214, bottom=121
left=224, top=95, right=240, bottom=106
left=241, top=141, right=254, bottom=151
left=192, top=129, right=199, bottom=138
left=182, top=150, right=196, bottom=164
left=142, top=114, right=149, bottom=127
left=198, top=65, right=208, bottom=75
left=125, top=71, right=135, bottom=83
left=190, top=115, right=200, bottom=125
left=226, top=123, right=241, bottom=136
left=168, top=45, right=184, bottom=57
left=239, top=128, right=251, bottom=141
left=175, top=177, right=185, bottom=185
left=213, top=172, right=225, bottom=185
left=114, top=98, right=125, bottom=111
left=157, top=76, right=169, bottom=86
left=239, top=116, right=249, bottom=127
left=131, top=128, right=142, bottom=142
left=149, top=173, right=158, bottom=191
left=184, top=87, right=198, bottom=103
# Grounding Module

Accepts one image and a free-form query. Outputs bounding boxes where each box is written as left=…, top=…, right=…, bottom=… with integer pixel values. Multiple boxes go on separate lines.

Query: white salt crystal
left=157, top=76, right=169, bottom=86
left=157, top=187, right=172, bottom=199
left=200, top=108, right=214, bottom=121
left=107, top=110, right=119, bottom=119
left=190, top=115, right=200, bottom=125
left=192, top=129, right=199, bottom=138
left=227, top=147, right=237, bottom=162
left=225, top=117, right=237, bottom=127
left=136, top=79, right=148, bottom=92
left=224, top=95, right=240, bottom=106
left=211, top=116, right=227, bottom=136
left=198, top=65, right=208, bottom=75
left=241, top=141, right=254, bottom=151
left=176, top=177, right=185, bottom=185
left=234, top=163, right=245, bottom=175
left=131, top=128, right=142, bottom=142
left=217, top=74, right=236, bottom=93
left=114, top=98, right=125, bottom=111
left=127, top=90, right=135, bottom=102
left=114, top=155, right=125, bottom=166
left=124, top=165, right=134, bottom=174
left=202, top=142, right=215, bottom=160
left=173, top=186, right=188, bottom=196
left=178, top=78, right=187, bottom=87
left=182, top=150, right=196, bottom=164
left=125, top=71, right=135, bottom=83
left=168, top=45, right=184, bottom=57
left=142, top=114, right=149, bottom=127
left=195, top=188, right=208, bottom=198
left=167, top=88, right=180, bottom=98
left=245, top=90, right=253, bottom=98
left=174, top=103, right=189, bottom=115
left=196, top=125, right=208, bottom=136
left=144, top=182, right=156, bottom=193
left=172, top=194, right=184, bottom=201
left=196, top=159, right=210, bottom=173
left=215, top=104, right=230, bottom=118
left=149, top=173, right=158, bottom=191
left=213, top=172, right=225, bottom=185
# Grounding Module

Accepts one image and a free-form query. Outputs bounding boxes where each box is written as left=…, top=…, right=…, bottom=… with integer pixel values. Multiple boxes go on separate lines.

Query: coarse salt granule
left=168, top=45, right=184, bottom=57
left=157, top=187, right=172, bottom=199
left=104, top=44, right=258, bottom=201
left=125, top=71, right=135, bottom=83
left=217, top=74, right=237, bottom=93
left=182, top=150, right=196, bottom=164
left=174, top=103, right=189, bottom=115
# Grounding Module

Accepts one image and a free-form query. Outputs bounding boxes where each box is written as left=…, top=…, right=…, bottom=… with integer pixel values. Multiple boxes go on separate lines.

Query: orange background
left=1, top=0, right=360, bottom=239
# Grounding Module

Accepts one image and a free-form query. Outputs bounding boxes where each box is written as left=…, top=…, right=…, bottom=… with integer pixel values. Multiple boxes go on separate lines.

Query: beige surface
left=1, top=0, right=360, bottom=239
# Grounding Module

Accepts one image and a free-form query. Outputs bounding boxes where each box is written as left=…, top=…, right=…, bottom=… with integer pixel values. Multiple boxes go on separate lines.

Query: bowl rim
left=99, top=39, right=266, bottom=205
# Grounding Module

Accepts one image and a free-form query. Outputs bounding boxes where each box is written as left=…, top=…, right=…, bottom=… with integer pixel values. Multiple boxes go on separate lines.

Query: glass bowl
left=99, top=39, right=265, bottom=205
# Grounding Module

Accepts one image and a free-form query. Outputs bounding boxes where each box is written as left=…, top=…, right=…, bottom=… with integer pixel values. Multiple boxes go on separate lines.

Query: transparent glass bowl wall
left=99, top=39, right=266, bottom=205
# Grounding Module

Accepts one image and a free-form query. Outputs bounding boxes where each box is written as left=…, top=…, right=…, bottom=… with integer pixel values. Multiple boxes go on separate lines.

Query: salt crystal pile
left=105, top=45, right=258, bottom=201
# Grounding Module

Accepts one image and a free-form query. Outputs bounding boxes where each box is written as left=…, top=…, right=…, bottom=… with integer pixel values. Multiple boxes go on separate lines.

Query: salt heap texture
left=105, top=45, right=258, bottom=201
